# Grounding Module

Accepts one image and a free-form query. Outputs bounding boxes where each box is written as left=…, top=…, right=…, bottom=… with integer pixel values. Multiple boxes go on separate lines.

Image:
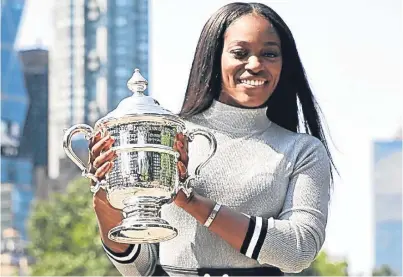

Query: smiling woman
left=88, top=2, right=337, bottom=276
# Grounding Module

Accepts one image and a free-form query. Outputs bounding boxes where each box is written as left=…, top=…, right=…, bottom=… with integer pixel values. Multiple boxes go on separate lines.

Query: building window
left=116, top=88, right=129, bottom=98
left=115, top=17, right=127, bottom=27
left=7, top=165, right=17, bottom=183
left=138, top=42, right=148, bottom=52
left=1, top=120, right=7, bottom=135
left=13, top=1, right=24, bottom=10
left=138, top=2, right=148, bottom=13
left=116, top=0, right=128, bottom=6
left=115, top=67, right=129, bottom=78
left=10, top=123, right=20, bottom=138
left=116, top=47, right=127, bottom=55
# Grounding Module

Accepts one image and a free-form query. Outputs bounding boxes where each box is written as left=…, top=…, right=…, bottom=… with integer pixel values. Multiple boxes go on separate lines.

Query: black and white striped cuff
left=101, top=241, right=141, bottom=264
left=240, top=216, right=270, bottom=260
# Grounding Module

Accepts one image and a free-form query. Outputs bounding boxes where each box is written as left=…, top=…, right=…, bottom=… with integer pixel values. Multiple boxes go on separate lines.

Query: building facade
left=18, top=49, right=49, bottom=168
left=1, top=0, right=34, bottom=239
left=373, top=138, right=402, bottom=274
left=48, top=0, right=149, bottom=183
left=18, top=49, right=49, bottom=201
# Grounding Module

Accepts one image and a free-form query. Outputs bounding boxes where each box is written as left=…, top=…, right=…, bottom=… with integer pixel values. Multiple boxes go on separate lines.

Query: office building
left=19, top=49, right=49, bottom=168
left=373, top=132, right=402, bottom=274
left=48, top=0, right=150, bottom=184
left=19, top=48, right=49, bottom=200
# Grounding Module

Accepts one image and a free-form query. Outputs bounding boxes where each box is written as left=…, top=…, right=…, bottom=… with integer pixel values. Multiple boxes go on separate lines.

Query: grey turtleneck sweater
left=102, top=100, right=331, bottom=276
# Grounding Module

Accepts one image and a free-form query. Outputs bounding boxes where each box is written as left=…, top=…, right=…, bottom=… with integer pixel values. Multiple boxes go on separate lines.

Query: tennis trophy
left=63, top=69, right=217, bottom=244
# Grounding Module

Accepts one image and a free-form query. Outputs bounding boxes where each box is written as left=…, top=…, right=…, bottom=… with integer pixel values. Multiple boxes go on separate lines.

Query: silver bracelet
left=203, top=203, right=222, bottom=228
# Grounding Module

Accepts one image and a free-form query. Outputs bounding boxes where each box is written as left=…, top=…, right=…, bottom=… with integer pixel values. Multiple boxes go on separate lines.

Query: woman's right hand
left=89, top=130, right=116, bottom=183
left=88, top=130, right=130, bottom=252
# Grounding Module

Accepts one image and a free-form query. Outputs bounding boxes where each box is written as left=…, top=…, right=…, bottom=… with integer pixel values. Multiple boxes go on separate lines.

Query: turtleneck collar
left=191, top=100, right=271, bottom=134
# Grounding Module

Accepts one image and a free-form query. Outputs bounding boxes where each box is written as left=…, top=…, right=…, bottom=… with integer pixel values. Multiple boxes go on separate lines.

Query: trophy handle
left=62, top=124, right=106, bottom=193
left=177, top=128, right=217, bottom=197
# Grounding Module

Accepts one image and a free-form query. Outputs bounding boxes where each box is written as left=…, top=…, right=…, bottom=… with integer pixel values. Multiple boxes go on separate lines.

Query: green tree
left=27, top=177, right=120, bottom=276
left=372, top=264, right=398, bottom=276
left=291, top=251, right=349, bottom=276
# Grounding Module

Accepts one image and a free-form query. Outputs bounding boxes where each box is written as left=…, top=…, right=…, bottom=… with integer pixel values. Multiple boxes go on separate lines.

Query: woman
left=89, top=2, right=335, bottom=276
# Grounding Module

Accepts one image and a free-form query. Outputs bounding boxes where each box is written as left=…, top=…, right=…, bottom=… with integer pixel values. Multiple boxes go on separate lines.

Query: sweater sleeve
left=102, top=241, right=159, bottom=276
left=240, top=138, right=331, bottom=273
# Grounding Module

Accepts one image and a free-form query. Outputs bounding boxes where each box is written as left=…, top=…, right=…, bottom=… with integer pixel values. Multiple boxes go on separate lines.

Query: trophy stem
left=122, top=196, right=161, bottom=220
left=108, top=196, right=178, bottom=244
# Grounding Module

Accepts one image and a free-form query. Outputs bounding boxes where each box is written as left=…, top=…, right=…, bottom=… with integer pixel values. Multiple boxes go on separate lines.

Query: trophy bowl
left=62, top=69, right=217, bottom=244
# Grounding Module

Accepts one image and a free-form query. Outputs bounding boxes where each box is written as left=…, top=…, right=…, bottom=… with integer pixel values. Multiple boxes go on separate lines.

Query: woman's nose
left=245, top=56, right=263, bottom=73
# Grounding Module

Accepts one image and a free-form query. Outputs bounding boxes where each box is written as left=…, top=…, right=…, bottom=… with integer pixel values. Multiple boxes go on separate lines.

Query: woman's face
left=220, top=14, right=283, bottom=108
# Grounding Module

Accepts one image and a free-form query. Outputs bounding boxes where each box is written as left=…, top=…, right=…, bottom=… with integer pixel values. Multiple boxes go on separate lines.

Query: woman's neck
left=191, top=99, right=271, bottom=134
left=217, top=92, right=267, bottom=109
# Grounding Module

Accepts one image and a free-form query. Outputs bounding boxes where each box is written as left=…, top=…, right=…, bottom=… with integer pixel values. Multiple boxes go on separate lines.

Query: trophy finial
left=127, top=68, right=148, bottom=94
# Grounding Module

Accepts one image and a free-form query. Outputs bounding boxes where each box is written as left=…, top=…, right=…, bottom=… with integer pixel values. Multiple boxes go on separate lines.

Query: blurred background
left=1, top=0, right=402, bottom=276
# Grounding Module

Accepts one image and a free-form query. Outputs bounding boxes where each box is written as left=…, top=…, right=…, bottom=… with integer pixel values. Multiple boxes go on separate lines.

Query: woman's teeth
left=240, top=80, right=266, bottom=86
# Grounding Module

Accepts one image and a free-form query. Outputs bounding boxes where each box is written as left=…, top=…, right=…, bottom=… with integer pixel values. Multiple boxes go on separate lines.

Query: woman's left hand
left=173, top=133, right=192, bottom=208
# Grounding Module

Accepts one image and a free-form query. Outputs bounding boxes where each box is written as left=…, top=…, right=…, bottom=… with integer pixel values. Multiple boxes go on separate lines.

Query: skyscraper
left=19, top=48, right=49, bottom=200
left=372, top=132, right=402, bottom=274
left=19, top=49, right=49, bottom=168
left=1, top=0, right=34, bottom=239
left=49, top=0, right=149, bottom=182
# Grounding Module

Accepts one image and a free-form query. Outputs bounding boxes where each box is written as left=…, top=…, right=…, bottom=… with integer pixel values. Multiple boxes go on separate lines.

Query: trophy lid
left=101, top=69, right=174, bottom=120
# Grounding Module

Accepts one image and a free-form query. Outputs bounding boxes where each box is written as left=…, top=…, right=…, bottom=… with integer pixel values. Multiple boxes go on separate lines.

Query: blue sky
left=16, top=0, right=402, bottom=275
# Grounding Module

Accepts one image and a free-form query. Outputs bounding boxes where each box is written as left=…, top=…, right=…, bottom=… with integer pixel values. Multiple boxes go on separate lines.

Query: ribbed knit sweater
left=102, top=100, right=331, bottom=276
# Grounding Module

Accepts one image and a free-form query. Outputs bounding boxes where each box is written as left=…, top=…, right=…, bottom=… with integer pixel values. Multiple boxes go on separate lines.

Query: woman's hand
left=88, top=130, right=118, bottom=210
left=88, top=130, right=129, bottom=253
left=88, top=130, right=117, bottom=185
left=173, top=133, right=193, bottom=208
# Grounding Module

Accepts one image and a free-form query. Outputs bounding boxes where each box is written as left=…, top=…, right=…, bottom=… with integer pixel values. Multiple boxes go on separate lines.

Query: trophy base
left=108, top=217, right=178, bottom=244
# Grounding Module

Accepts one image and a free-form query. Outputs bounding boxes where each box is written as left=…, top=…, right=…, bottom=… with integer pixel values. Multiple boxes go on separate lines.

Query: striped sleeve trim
left=101, top=241, right=141, bottom=264
left=240, top=216, right=268, bottom=260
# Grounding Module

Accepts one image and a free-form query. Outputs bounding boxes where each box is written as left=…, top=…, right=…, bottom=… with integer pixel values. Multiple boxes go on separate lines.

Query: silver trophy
left=63, top=69, right=217, bottom=244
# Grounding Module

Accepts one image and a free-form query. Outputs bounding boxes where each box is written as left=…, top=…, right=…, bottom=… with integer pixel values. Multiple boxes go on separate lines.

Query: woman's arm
left=94, top=189, right=158, bottom=276
left=175, top=138, right=331, bottom=273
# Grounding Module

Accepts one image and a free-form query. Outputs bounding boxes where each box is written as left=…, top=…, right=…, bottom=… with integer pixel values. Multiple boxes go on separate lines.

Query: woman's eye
left=263, top=52, right=280, bottom=58
left=230, top=50, right=248, bottom=59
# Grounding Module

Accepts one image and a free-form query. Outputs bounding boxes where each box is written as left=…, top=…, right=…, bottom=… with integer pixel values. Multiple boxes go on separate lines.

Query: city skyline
left=14, top=0, right=403, bottom=275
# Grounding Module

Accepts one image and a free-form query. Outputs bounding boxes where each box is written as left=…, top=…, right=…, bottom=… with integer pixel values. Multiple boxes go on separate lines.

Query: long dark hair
left=179, top=2, right=337, bottom=179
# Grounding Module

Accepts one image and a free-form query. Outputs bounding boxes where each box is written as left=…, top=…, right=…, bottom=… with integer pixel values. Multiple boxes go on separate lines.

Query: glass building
left=1, top=0, right=34, bottom=239
left=18, top=48, right=49, bottom=202
left=49, top=0, right=150, bottom=182
left=373, top=138, right=402, bottom=274
left=18, top=49, right=49, bottom=169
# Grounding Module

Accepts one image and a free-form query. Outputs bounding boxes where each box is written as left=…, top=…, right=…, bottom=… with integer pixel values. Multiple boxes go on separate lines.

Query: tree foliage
left=27, top=177, right=120, bottom=276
